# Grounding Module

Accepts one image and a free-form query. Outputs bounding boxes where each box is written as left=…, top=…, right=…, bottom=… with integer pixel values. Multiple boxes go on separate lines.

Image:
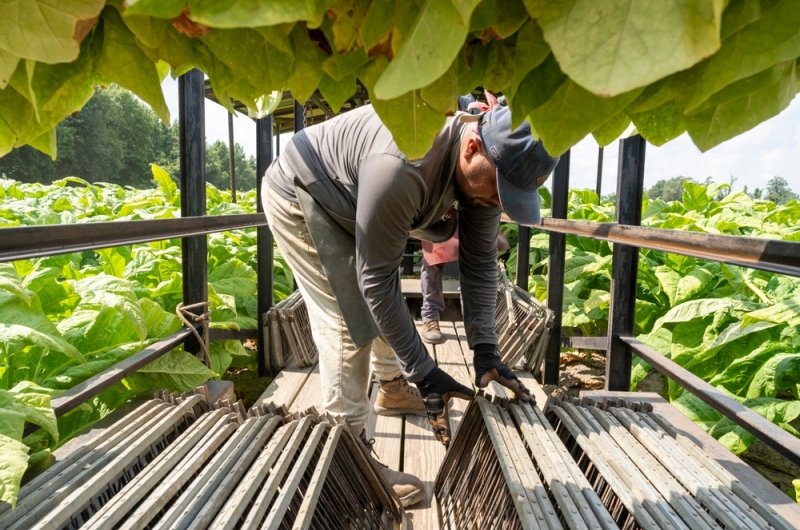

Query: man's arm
left=354, top=154, right=437, bottom=382
left=458, top=204, right=501, bottom=347
left=459, top=205, right=534, bottom=403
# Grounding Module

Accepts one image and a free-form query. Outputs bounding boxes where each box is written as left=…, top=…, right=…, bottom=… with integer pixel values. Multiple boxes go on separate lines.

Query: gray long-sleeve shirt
left=267, top=105, right=499, bottom=381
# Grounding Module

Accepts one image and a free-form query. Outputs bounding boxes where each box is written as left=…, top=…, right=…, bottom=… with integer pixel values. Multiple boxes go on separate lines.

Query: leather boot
left=358, top=430, right=425, bottom=507
left=374, top=375, right=426, bottom=416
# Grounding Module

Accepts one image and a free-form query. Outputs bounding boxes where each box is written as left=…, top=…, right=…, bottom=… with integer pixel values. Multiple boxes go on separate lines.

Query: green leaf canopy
left=0, top=0, right=798, bottom=159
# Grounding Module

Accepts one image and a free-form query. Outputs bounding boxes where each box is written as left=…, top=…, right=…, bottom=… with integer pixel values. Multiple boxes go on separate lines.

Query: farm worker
left=419, top=230, right=510, bottom=344
left=261, top=102, right=558, bottom=506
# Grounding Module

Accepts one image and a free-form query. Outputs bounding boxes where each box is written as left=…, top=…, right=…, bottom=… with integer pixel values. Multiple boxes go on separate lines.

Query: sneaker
left=421, top=320, right=444, bottom=344
left=359, top=431, right=425, bottom=507
left=374, top=375, right=426, bottom=416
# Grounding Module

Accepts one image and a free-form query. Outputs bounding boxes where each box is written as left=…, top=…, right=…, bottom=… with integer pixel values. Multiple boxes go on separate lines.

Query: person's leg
left=371, top=336, right=425, bottom=416
left=420, top=258, right=445, bottom=343
left=420, top=258, right=445, bottom=322
left=264, top=185, right=424, bottom=506
left=265, top=189, right=372, bottom=431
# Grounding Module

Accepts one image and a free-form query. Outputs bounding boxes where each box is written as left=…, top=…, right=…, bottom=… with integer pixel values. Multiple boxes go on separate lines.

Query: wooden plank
left=403, top=331, right=446, bottom=530
left=401, top=278, right=460, bottom=298
left=253, top=363, right=314, bottom=409
left=365, top=383, right=403, bottom=470
left=435, top=321, right=472, bottom=438
left=289, top=365, right=322, bottom=412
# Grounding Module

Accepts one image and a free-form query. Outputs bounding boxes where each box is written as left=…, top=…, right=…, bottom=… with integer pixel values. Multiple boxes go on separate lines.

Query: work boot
left=421, top=320, right=444, bottom=344
left=374, top=375, right=426, bottom=416
left=358, top=430, right=425, bottom=507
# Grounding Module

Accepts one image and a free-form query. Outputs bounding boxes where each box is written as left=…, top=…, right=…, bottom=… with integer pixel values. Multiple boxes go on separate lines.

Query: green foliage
left=1, top=1, right=799, bottom=159
left=205, top=140, right=257, bottom=191
left=0, top=167, right=292, bottom=506
left=0, top=86, right=257, bottom=191
left=534, top=181, right=800, bottom=477
left=763, top=176, right=800, bottom=205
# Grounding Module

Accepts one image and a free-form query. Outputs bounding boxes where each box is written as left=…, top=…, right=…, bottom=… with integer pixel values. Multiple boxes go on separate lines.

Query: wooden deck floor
left=254, top=320, right=547, bottom=529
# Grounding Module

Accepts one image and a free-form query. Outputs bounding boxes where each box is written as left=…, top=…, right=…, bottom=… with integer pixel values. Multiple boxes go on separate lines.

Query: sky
left=162, top=77, right=799, bottom=196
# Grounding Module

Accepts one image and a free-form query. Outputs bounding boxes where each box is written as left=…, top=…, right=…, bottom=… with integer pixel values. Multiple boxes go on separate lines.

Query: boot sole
left=374, top=405, right=426, bottom=417
left=398, top=487, right=426, bottom=508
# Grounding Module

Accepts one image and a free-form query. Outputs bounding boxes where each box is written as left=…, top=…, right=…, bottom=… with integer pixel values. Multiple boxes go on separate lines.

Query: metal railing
left=532, top=135, right=800, bottom=467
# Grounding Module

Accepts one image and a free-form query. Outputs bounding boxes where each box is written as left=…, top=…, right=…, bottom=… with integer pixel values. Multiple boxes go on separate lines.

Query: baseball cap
left=461, top=106, right=559, bottom=225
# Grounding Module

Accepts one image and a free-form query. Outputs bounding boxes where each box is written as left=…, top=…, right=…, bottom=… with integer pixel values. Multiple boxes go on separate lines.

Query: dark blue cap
left=474, top=106, right=559, bottom=225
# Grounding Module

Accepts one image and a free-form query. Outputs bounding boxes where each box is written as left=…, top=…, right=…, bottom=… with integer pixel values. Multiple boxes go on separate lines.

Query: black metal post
left=256, top=114, right=275, bottom=377
left=228, top=112, right=237, bottom=203
left=179, top=69, right=208, bottom=355
left=291, top=100, right=304, bottom=293
left=595, top=146, right=604, bottom=198
left=606, top=135, right=646, bottom=390
left=516, top=226, right=530, bottom=291
left=294, top=101, right=304, bottom=132
left=543, top=150, right=570, bottom=384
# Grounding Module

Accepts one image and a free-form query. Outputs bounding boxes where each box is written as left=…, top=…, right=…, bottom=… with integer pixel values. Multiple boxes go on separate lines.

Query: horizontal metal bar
left=619, top=334, right=800, bottom=467
left=538, top=219, right=800, bottom=277
left=564, top=336, right=608, bottom=351
left=52, top=329, right=193, bottom=417
left=210, top=329, right=258, bottom=341
left=0, top=214, right=267, bottom=262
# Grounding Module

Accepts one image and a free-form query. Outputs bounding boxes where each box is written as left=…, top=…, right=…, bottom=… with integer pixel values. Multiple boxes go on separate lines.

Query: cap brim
left=496, top=169, right=541, bottom=226
left=457, top=112, right=482, bottom=123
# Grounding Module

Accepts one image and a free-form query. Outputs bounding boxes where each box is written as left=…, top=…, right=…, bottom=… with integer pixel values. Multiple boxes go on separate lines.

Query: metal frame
left=543, top=150, right=570, bottom=385
left=535, top=134, right=800, bottom=467
left=0, top=214, right=266, bottom=262
left=5, top=69, right=274, bottom=423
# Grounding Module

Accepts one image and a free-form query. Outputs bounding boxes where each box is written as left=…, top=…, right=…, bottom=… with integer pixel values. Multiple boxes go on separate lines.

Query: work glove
left=473, top=344, right=534, bottom=403
left=416, top=367, right=474, bottom=447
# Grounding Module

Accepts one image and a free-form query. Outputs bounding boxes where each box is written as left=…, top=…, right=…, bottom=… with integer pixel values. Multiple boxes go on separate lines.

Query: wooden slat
left=365, top=383, right=403, bottom=470
left=253, top=363, right=314, bottom=409
left=435, top=321, right=473, bottom=438
left=289, top=365, right=322, bottom=412
left=403, top=329, right=446, bottom=529
left=401, top=278, right=461, bottom=297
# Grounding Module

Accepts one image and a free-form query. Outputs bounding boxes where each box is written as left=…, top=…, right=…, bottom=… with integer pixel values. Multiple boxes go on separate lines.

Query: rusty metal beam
left=537, top=219, right=800, bottom=278
left=620, top=335, right=800, bottom=467
left=0, top=214, right=267, bottom=262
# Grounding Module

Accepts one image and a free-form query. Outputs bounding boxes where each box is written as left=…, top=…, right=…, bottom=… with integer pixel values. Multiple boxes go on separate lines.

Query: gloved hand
left=473, top=344, right=534, bottom=403
left=416, top=367, right=474, bottom=447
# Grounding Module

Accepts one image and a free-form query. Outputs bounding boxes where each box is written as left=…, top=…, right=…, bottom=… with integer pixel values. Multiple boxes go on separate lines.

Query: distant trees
left=0, top=86, right=256, bottom=192
left=752, top=176, right=798, bottom=204
left=205, top=141, right=257, bottom=191
left=646, top=176, right=693, bottom=201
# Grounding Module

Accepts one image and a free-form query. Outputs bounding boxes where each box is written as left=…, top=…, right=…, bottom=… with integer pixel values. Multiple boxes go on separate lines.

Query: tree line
left=0, top=86, right=257, bottom=191
left=2, top=85, right=795, bottom=206
left=647, top=175, right=797, bottom=204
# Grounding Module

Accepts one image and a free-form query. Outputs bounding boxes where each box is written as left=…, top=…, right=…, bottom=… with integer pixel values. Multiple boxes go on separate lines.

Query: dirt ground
left=548, top=349, right=666, bottom=398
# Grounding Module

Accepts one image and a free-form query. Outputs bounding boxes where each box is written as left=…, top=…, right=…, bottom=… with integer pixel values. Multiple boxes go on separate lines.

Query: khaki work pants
left=264, top=189, right=402, bottom=432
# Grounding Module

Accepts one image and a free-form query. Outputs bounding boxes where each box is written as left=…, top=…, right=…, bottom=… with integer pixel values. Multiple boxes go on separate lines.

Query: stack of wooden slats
left=436, top=394, right=797, bottom=530
left=436, top=394, right=616, bottom=529
left=0, top=391, right=403, bottom=529
left=264, top=290, right=318, bottom=370
left=495, top=265, right=554, bottom=372
left=547, top=396, right=796, bottom=530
